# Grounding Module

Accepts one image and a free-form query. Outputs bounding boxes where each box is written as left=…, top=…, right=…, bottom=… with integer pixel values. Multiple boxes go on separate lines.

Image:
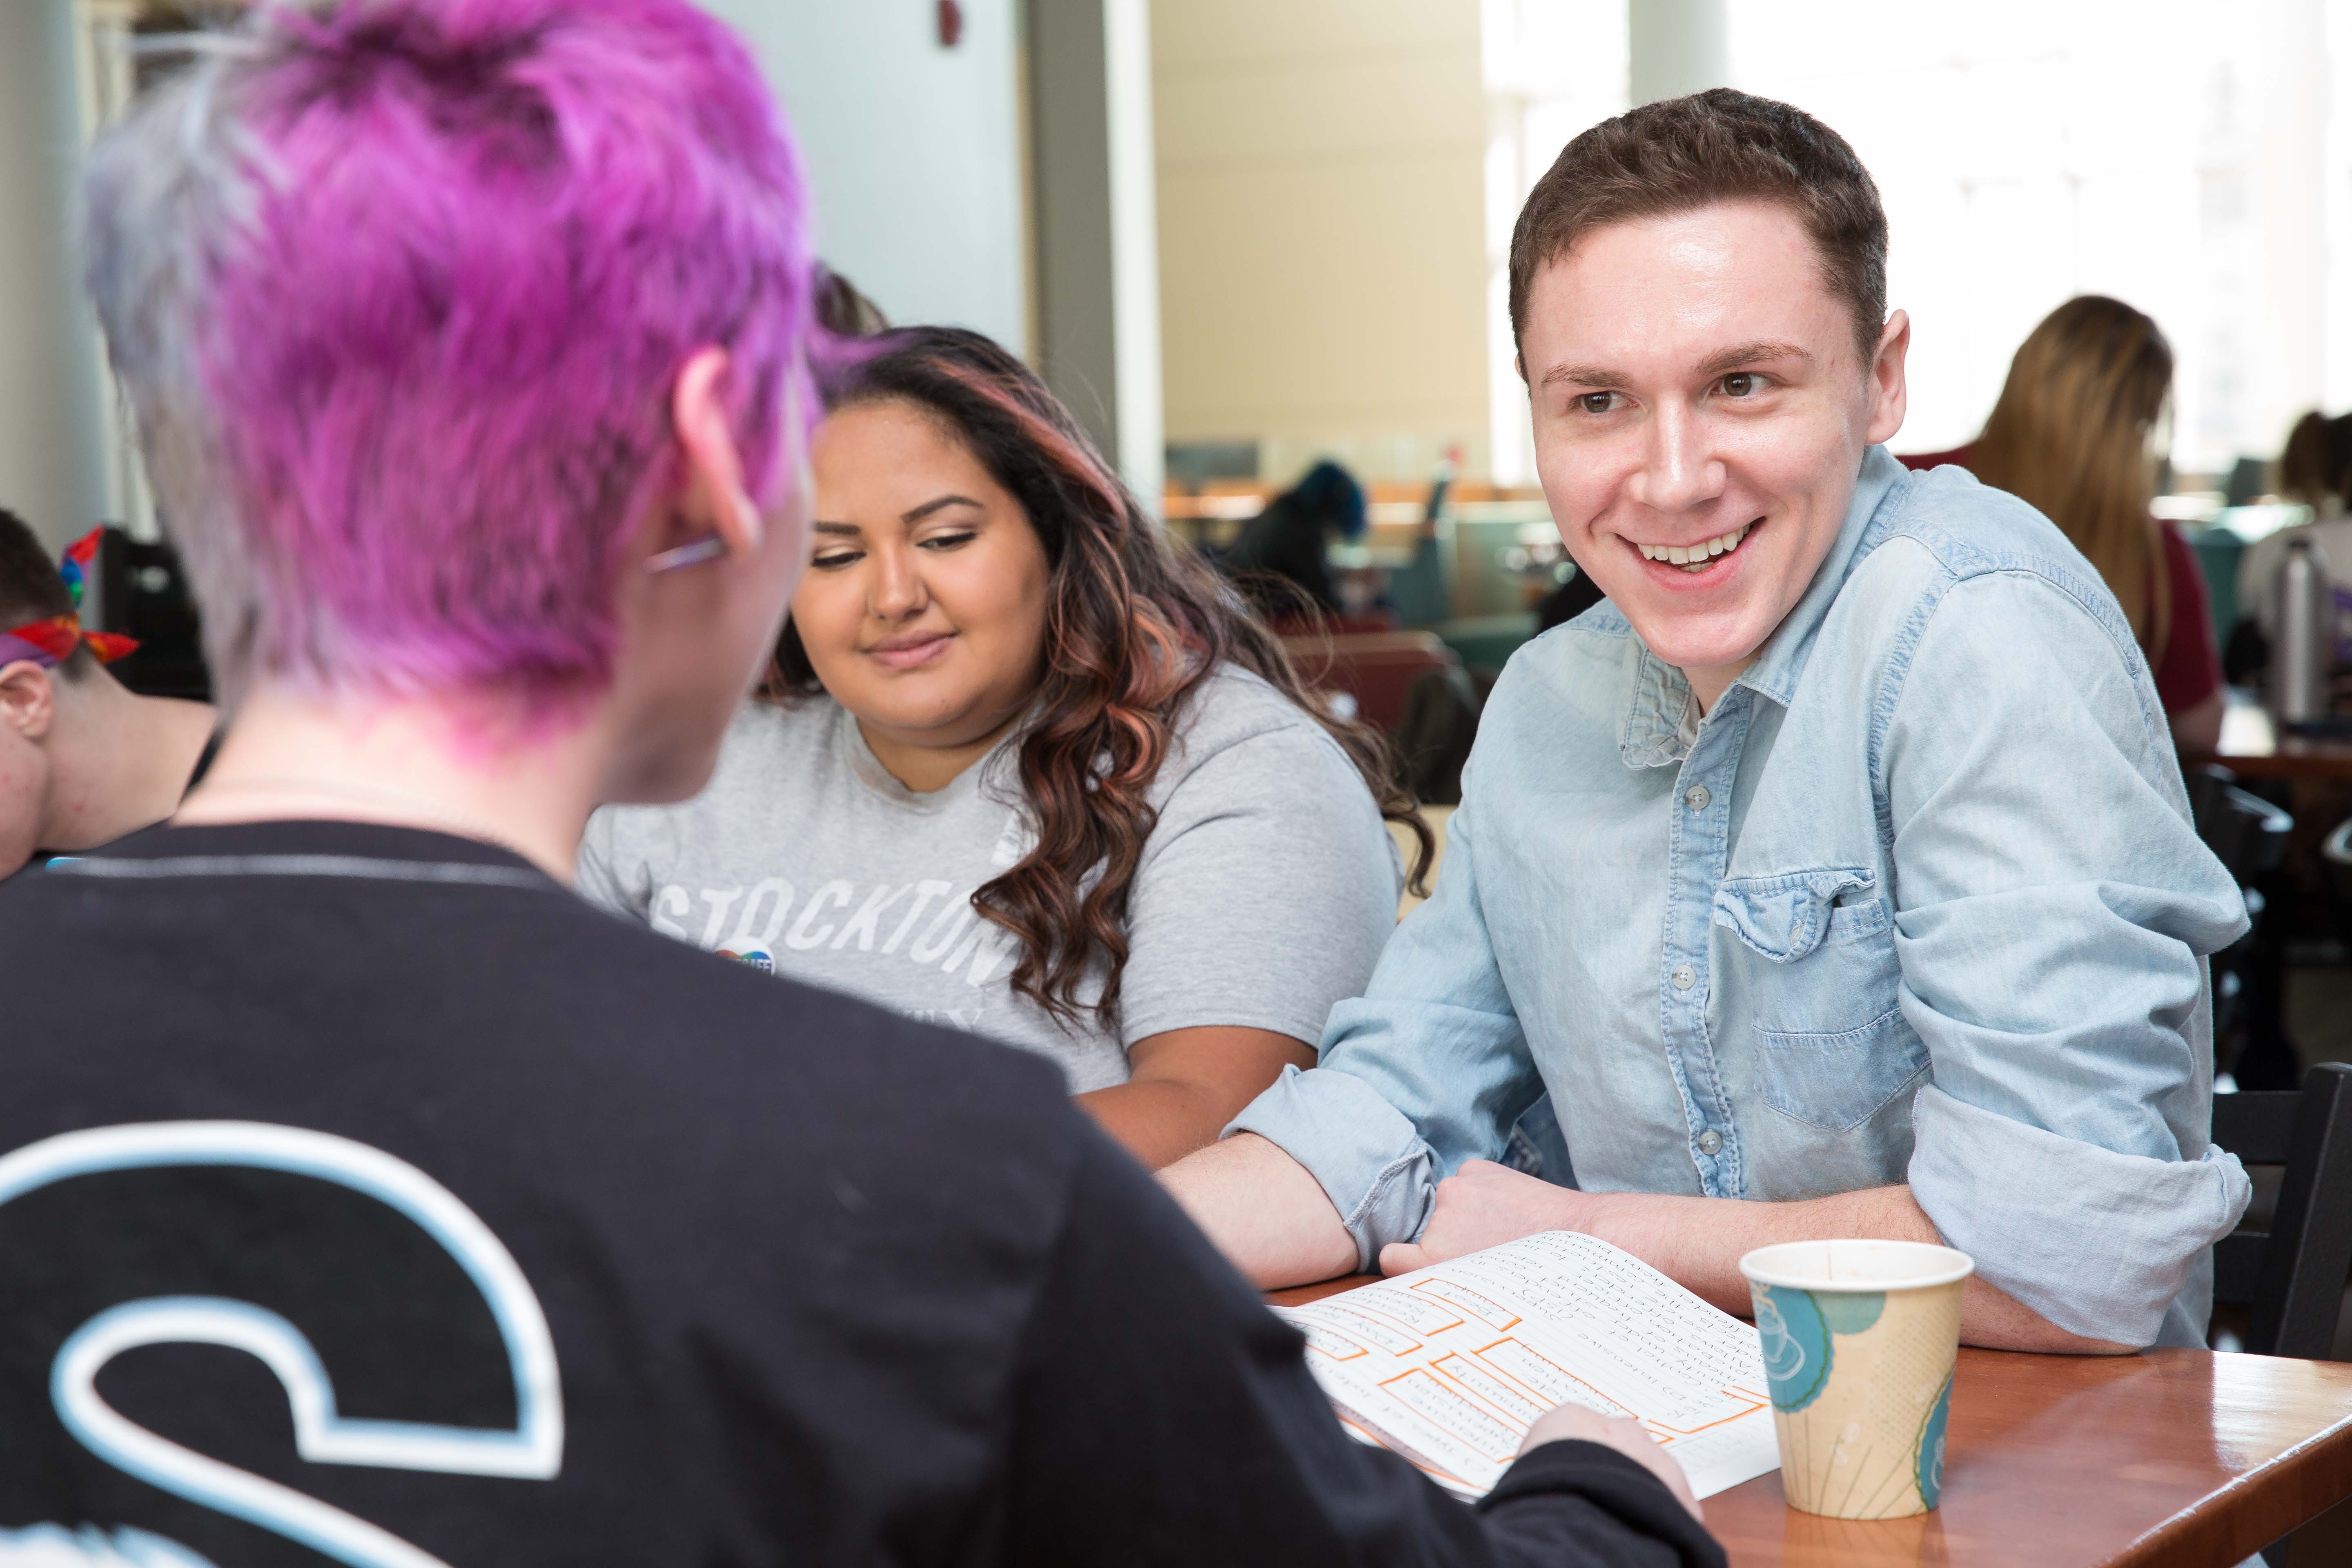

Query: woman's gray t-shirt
left=576, top=665, right=1403, bottom=1091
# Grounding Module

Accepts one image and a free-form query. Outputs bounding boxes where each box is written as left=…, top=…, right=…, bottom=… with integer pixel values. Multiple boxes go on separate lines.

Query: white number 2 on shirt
left=0, top=1123, right=562, bottom=1568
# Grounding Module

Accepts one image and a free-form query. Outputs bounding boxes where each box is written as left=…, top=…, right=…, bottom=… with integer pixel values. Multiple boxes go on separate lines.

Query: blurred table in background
left=2197, top=694, right=2352, bottom=784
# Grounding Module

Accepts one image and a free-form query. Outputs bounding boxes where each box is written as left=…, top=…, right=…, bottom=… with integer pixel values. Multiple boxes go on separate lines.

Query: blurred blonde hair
left=1971, top=296, right=2174, bottom=653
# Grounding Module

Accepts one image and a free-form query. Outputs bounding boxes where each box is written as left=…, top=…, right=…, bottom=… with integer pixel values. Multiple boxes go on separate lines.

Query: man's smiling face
left=1519, top=199, right=1910, bottom=708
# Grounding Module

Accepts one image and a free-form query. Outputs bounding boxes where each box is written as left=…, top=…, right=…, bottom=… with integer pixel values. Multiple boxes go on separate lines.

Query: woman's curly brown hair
left=771, top=326, right=1432, bottom=1029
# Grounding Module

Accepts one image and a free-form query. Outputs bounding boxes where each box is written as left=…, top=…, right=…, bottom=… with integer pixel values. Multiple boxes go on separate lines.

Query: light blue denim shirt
left=1232, top=447, right=2252, bottom=1349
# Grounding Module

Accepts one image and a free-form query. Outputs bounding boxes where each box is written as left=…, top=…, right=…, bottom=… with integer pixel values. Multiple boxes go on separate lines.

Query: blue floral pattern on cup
left=1915, top=1370, right=1952, bottom=1508
left=1754, top=1283, right=1833, bottom=1411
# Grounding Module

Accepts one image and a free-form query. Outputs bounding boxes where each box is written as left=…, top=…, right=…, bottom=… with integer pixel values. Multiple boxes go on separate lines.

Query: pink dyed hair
left=82, top=0, right=818, bottom=708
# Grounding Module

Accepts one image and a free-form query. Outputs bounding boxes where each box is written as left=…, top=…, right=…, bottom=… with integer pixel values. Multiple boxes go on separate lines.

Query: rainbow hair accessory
left=0, top=615, right=136, bottom=670
left=58, top=527, right=101, bottom=609
left=0, top=530, right=139, bottom=669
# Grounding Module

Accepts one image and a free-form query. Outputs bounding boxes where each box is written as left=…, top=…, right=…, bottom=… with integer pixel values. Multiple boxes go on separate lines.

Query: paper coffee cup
left=1738, top=1239, right=1973, bottom=1519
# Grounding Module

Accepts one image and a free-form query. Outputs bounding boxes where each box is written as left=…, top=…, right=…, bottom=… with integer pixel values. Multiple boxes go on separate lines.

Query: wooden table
left=2193, top=699, right=2352, bottom=783
left=1270, top=1277, right=2352, bottom=1566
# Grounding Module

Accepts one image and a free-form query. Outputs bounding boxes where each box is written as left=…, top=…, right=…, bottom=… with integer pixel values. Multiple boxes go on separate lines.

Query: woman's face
left=794, top=398, right=1052, bottom=755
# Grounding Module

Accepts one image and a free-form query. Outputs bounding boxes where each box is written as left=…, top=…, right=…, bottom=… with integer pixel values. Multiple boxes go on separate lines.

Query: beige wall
left=0, top=0, right=110, bottom=552
left=1152, top=0, right=1488, bottom=485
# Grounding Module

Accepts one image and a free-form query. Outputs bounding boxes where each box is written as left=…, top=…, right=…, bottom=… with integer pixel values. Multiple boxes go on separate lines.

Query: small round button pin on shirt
left=1696, top=1129, right=1723, bottom=1156
left=1670, top=964, right=1696, bottom=990
left=1685, top=784, right=1711, bottom=812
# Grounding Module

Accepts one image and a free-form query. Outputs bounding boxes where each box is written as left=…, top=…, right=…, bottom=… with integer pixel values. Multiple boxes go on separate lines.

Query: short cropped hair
left=1509, top=88, right=1888, bottom=363
left=0, top=510, right=79, bottom=668
left=81, top=0, right=818, bottom=706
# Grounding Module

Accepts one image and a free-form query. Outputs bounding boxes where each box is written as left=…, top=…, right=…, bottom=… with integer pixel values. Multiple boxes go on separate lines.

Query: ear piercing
left=645, top=535, right=727, bottom=574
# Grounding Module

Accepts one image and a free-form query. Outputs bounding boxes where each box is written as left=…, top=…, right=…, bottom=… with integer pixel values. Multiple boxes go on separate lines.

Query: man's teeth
left=1637, top=523, right=1751, bottom=571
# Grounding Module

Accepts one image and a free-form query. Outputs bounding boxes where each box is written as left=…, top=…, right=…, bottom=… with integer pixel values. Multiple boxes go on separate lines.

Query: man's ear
left=664, top=346, right=763, bottom=562
left=0, top=661, right=56, bottom=744
left=1863, top=309, right=1911, bottom=448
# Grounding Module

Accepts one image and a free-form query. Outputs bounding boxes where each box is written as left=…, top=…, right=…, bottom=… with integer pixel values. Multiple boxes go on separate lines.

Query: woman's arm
left=2155, top=518, right=2225, bottom=754
left=1100, top=693, right=1402, bottom=1171
left=2169, top=688, right=2225, bottom=753
left=1078, top=1026, right=1315, bottom=1169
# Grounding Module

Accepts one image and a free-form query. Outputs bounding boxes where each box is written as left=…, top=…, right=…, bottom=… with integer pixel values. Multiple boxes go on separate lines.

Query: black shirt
left=0, top=820, right=1724, bottom=1567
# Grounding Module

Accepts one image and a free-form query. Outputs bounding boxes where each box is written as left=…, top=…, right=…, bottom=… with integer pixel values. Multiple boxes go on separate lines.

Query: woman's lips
left=864, top=631, right=954, bottom=670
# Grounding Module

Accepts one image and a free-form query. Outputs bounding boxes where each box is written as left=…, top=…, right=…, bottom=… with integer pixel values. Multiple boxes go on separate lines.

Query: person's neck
left=1680, top=656, right=1756, bottom=719
left=39, top=672, right=216, bottom=851
left=172, top=683, right=609, bottom=882
left=857, top=707, right=1025, bottom=795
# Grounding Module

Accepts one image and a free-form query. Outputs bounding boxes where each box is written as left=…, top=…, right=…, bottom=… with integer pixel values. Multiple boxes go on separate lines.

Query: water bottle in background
left=2275, top=538, right=2332, bottom=726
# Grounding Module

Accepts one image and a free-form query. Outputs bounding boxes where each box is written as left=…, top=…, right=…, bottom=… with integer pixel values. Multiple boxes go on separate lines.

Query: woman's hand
left=1519, top=1405, right=1705, bottom=1523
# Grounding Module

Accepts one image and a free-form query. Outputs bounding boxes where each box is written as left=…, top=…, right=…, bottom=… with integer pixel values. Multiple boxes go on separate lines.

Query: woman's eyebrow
left=901, top=493, right=985, bottom=524
left=812, top=520, right=861, bottom=537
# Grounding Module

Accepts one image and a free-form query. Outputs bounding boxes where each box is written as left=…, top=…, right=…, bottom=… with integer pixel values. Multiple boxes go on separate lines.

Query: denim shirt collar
left=1617, top=445, right=1911, bottom=771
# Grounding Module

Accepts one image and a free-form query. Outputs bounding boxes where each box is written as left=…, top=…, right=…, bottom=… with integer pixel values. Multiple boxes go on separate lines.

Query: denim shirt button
left=1670, top=964, right=1696, bottom=990
left=1696, top=1128, right=1723, bottom=1156
left=1684, top=784, right=1711, bottom=812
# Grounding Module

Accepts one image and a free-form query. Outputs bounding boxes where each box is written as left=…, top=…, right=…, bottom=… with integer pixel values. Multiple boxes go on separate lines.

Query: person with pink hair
left=0, top=2, right=1719, bottom=1564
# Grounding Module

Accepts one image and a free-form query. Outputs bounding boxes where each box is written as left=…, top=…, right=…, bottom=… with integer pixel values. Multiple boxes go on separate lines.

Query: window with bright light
left=1484, top=0, right=2352, bottom=485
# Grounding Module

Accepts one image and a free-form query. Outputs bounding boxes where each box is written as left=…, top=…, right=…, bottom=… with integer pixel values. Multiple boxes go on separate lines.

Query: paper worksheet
left=1276, top=1230, right=1780, bottom=1501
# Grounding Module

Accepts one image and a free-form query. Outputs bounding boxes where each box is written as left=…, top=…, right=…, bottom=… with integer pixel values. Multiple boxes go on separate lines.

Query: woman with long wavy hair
left=582, top=326, right=1429, bottom=1167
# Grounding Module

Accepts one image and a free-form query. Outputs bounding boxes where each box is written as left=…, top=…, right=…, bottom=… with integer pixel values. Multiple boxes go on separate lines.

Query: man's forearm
left=1574, top=1184, right=2134, bottom=1354
left=1159, top=1132, right=1359, bottom=1288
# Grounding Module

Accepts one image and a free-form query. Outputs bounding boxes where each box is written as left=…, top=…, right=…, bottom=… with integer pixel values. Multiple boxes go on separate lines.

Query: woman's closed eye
left=810, top=545, right=865, bottom=570
left=916, top=528, right=979, bottom=553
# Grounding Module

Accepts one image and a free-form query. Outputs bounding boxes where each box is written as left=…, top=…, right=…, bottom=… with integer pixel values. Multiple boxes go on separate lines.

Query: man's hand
left=1519, top=1404, right=1704, bottom=1523
left=1159, top=1132, right=1359, bottom=1288
left=1377, top=1159, right=1588, bottom=1276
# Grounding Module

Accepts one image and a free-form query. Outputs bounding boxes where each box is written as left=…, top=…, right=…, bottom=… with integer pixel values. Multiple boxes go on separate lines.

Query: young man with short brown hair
left=1167, top=89, right=2249, bottom=1355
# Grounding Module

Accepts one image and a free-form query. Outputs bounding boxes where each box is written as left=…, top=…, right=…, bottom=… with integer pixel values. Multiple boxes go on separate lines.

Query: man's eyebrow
left=1539, top=362, right=1633, bottom=390
left=902, top=494, right=984, bottom=524
left=1694, top=340, right=1813, bottom=378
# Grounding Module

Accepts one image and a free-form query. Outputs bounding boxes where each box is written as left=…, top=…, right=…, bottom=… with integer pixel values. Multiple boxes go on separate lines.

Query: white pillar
left=1628, top=0, right=1726, bottom=108
left=1026, top=0, right=1164, bottom=503
left=0, top=0, right=110, bottom=551
left=1102, top=0, right=1162, bottom=505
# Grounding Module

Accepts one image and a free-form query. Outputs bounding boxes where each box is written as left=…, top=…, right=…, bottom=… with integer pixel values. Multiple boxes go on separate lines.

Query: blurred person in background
left=2279, top=409, right=2352, bottom=517
left=1903, top=297, right=2224, bottom=751
left=1216, top=457, right=1368, bottom=619
left=2232, top=409, right=2352, bottom=685
left=583, top=328, right=1423, bottom=1171
left=1, top=2, right=1717, bottom=1559
left=0, top=508, right=213, bottom=880
left=812, top=261, right=891, bottom=336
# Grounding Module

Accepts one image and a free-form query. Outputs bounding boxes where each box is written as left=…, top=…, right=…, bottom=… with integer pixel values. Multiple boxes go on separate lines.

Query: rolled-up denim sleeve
left=1225, top=768, right=1545, bottom=1271
left=1884, top=570, right=2252, bottom=1346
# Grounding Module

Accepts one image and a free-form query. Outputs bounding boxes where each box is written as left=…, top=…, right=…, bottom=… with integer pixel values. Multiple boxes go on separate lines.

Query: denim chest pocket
left=1713, top=868, right=1929, bottom=1133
